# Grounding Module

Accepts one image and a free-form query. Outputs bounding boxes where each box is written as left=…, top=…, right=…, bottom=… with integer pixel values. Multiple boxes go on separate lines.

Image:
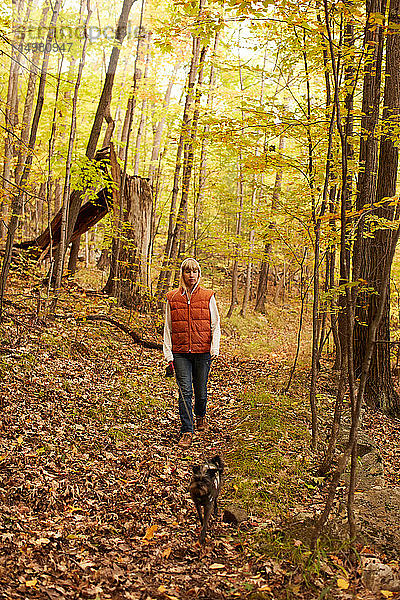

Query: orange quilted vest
left=166, top=286, right=214, bottom=353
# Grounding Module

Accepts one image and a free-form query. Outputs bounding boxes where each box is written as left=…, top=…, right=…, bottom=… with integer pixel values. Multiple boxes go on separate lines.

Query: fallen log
left=82, top=314, right=163, bottom=350
left=17, top=188, right=110, bottom=255
left=16, top=147, right=112, bottom=256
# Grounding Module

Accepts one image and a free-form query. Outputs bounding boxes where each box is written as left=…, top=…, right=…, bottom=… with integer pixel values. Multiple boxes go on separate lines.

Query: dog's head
left=190, top=456, right=223, bottom=497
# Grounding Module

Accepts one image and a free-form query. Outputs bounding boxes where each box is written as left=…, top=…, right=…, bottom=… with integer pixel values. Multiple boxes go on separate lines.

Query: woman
left=163, top=258, right=221, bottom=449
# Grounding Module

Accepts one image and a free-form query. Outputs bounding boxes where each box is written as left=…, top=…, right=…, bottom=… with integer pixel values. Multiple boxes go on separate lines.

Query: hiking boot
left=178, top=432, right=193, bottom=449
left=196, top=416, right=209, bottom=432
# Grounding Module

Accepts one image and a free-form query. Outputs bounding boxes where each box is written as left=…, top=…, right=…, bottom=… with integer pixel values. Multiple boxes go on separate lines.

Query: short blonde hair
left=179, top=257, right=201, bottom=291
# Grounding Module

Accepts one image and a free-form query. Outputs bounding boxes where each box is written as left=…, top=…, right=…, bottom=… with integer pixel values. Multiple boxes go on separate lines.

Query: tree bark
left=353, top=0, right=387, bottom=374
left=354, top=0, right=400, bottom=414
left=0, top=0, right=62, bottom=318
left=156, top=0, right=205, bottom=295
left=103, top=175, right=153, bottom=306
left=1, top=0, right=29, bottom=238
left=54, top=0, right=92, bottom=289
left=65, top=0, right=136, bottom=248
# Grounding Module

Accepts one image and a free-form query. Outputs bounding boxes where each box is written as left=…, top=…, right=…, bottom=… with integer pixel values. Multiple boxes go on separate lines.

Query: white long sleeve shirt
left=163, top=292, right=221, bottom=363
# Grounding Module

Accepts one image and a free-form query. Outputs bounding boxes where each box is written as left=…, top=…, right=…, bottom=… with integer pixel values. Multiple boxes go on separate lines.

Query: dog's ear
left=192, top=465, right=201, bottom=475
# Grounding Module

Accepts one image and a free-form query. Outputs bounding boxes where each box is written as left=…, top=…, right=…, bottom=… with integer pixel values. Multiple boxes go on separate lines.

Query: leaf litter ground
left=0, top=286, right=399, bottom=600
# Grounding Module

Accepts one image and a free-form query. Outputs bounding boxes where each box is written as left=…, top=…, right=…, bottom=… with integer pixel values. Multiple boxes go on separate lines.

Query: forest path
left=0, top=309, right=282, bottom=600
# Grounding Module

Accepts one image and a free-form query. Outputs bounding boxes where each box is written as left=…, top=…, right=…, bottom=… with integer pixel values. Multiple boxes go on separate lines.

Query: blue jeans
left=173, top=352, right=212, bottom=433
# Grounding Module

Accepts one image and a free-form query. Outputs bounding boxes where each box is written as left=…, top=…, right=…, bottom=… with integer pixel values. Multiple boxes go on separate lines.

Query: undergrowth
left=225, top=384, right=313, bottom=516
left=224, top=382, right=357, bottom=597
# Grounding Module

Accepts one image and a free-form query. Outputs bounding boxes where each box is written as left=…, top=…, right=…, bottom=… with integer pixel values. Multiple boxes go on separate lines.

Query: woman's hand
left=165, top=361, right=175, bottom=377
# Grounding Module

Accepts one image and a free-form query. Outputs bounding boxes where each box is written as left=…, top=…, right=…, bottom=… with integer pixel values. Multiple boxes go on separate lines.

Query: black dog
left=189, top=455, right=224, bottom=544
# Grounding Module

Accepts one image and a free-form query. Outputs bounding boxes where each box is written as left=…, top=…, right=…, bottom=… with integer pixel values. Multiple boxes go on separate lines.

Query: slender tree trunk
left=163, top=45, right=208, bottom=290
left=194, top=32, right=219, bottom=256
left=1, top=0, right=28, bottom=238
left=45, top=56, right=64, bottom=290
left=148, top=62, right=179, bottom=183
left=14, top=2, right=50, bottom=188
left=255, top=133, right=284, bottom=313
left=156, top=5, right=204, bottom=295
left=54, top=0, right=92, bottom=291
left=226, top=157, right=244, bottom=318
left=0, top=0, right=62, bottom=318
left=134, top=33, right=151, bottom=175
left=240, top=185, right=256, bottom=317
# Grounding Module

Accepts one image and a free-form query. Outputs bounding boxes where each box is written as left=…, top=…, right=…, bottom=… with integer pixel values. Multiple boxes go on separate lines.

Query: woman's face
left=183, top=266, right=199, bottom=290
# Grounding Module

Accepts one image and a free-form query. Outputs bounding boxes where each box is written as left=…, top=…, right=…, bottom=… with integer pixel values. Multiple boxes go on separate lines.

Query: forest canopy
left=1, top=0, right=400, bottom=414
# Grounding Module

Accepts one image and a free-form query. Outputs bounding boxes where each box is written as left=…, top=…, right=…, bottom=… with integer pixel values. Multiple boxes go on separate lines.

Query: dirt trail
left=0, top=317, right=277, bottom=600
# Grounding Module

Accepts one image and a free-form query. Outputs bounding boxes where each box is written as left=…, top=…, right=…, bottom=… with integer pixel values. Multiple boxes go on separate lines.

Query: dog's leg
left=199, top=502, right=213, bottom=545
left=213, top=497, right=218, bottom=516
left=194, top=501, right=204, bottom=526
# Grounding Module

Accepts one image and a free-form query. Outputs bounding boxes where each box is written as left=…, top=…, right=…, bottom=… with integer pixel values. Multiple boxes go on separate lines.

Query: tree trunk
left=163, top=44, right=208, bottom=291
left=255, top=133, right=285, bottom=313
left=14, top=1, right=48, bottom=188
left=194, top=32, right=219, bottom=257
left=226, top=156, right=244, bottom=318
left=353, top=0, right=386, bottom=374
left=65, top=0, right=136, bottom=247
left=67, top=237, right=80, bottom=276
left=104, top=175, right=153, bottom=306
left=156, top=27, right=203, bottom=295
left=134, top=33, right=151, bottom=175
left=54, top=0, right=91, bottom=289
left=354, top=0, right=400, bottom=414
left=1, top=0, right=29, bottom=238
left=0, top=0, right=62, bottom=318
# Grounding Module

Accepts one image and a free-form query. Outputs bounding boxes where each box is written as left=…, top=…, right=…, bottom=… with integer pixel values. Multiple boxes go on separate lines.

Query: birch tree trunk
left=148, top=62, right=180, bottom=183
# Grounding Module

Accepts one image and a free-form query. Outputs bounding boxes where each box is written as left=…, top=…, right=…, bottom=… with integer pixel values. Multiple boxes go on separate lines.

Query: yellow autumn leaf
left=209, top=563, right=225, bottom=569
left=259, top=584, right=271, bottom=592
left=157, top=585, right=167, bottom=593
left=143, top=524, right=158, bottom=540
left=25, top=578, right=37, bottom=587
left=166, top=596, right=179, bottom=600
left=17, top=436, right=23, bottom=445
left=337, top=577, right=350, bottom=590
left=381, top=591, right=393, bottom=598
left=161, top=547, right=172, bottom=559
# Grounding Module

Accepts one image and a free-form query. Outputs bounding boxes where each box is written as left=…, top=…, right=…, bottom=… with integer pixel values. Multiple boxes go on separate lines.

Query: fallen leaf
left=143, top=524, right=158, bottom=541
left=157, top=585, right=167, bottom=593
left=381, top=592, right=393, bottom=598
left=209, top=563, right=225, bottom=570
left=161, top=547, right=172, bottom=559
left=337, top=578, right=349, bottom=590
left=25, top=578, right=37, bottom=587
left=259, top=584, right=271, bottom=592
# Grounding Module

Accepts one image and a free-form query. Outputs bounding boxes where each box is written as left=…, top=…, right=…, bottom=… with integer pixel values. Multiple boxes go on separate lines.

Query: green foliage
left=226, top=384, right=312, bottom=515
